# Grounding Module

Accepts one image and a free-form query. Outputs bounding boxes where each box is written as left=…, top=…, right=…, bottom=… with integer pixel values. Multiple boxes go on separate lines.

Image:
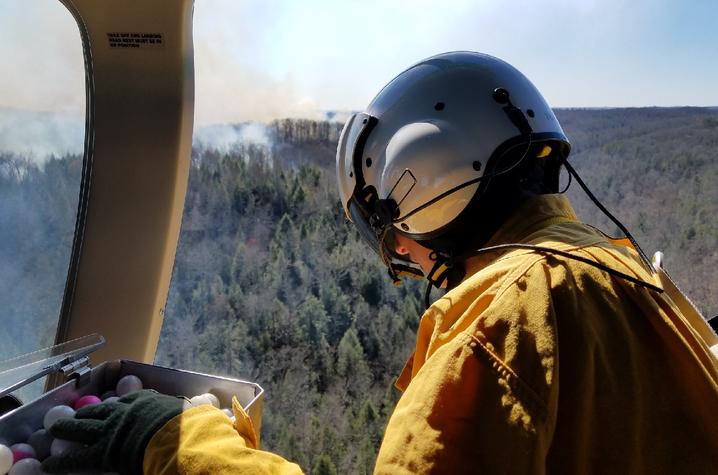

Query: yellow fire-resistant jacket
left=144, top=194, right=718, bottom=474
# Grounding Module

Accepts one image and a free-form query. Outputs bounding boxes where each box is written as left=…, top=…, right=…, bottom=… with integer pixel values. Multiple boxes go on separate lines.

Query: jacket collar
left=460, top=194, right=578, bottom=282
left=485, top=194, right=578, bottom=247
left=395, top=194, right=578, bottom=392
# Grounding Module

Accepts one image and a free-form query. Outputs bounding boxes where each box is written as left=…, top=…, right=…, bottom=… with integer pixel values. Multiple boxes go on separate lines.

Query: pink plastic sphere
left=73, top=394, right=102, bottom=410
left=10, top=443, right=35, bottom=463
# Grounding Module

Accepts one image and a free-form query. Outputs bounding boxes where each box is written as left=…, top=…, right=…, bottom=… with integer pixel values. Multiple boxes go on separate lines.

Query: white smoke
left=0, top=2, right=360, bottom=164
left=192, top=0, right=325, bottom=126
left=0, top=108, right=84, bottom=163
left=193, top=122, right=273, bottom=153
left=0, top=3, right=85, bottom=116
left=0, top=107, right=352, bottom=165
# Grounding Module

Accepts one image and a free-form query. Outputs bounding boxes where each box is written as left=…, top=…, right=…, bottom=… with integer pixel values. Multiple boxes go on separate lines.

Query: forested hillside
left=1, top=108, right=716, bottom=473
left=157, top=118, right=422, bottom=472
left=557, top=108, right=718, bottom=315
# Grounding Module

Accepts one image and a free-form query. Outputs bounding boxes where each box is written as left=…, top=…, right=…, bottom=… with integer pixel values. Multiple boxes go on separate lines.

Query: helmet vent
left=492, top=87, right=510, bottom=104
left=527, top=109, right=535, bottom=118
left=472, top=161, right=482, bottom=171
left=401, top=223, right=410, bottom=231
left=434, top=102, right=445, bottom=111
left=365, top=157, right=373, bottom=167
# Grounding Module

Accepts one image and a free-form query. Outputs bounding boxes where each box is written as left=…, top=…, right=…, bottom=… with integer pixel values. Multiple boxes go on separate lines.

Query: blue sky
left=1, top=0, right=717, bottom=125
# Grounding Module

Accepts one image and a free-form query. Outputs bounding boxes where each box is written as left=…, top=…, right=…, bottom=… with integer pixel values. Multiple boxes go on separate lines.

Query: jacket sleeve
left=143, top=401, right=304, bottom=475
left=374, top=263, right=558, bottom=474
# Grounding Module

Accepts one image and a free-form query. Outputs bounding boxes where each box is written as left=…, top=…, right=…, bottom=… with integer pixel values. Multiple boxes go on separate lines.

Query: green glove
left=42, top=389, right=188, bottom=475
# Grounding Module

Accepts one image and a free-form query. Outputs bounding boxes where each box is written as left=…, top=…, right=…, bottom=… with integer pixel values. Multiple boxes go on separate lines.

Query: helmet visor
left=338, top=112, right=378, bottom=196
left=348, top=197, right=381, bottom=254
left=348, top=196, right=424, bottom=281
left=341, top=112, right=423, bottom=283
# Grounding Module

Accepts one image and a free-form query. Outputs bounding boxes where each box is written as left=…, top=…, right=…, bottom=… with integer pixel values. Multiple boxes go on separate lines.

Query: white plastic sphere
left=189, top=393, right=220, bottom=408
left=0, top=444, right=13, bottom=475
left=50, top=438, right=81, bottom=457
left=189, top=395, right=208, bottom=407
left=43, top=405, right=75, bottom=431
left=115, top=375, right=143, bottom=397
left=221, top=408, right=233, bottom=418
left=202, top=393, right=220, bottom=408
left=8, top=458, right=43, bottom=475
left=102, top=396, right=120, bottom=404
left=100, top=390, right=117, bottom=400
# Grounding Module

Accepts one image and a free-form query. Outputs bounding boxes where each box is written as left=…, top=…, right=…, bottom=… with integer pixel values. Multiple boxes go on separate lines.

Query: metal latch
left=59, top=356, right=92, bottom=387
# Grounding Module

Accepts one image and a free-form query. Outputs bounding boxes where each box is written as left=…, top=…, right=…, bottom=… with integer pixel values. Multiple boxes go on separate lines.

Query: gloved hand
left=42, top=389, right=189, bottom=474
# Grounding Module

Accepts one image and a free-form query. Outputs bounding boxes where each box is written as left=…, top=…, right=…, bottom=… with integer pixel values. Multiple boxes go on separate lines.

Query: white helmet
left=337, top=51, right=571, bottom=283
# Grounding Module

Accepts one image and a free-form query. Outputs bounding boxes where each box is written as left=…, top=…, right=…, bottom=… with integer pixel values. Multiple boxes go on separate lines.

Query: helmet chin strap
left=423, top=253, right=466, bottom=309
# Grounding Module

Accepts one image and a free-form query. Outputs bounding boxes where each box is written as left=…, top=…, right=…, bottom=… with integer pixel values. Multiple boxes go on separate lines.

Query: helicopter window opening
left=0, top=3, right=85, bottom=401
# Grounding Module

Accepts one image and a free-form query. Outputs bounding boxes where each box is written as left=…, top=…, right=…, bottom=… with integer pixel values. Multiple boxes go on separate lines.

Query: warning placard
left=107, top=32, right=164, bottom=49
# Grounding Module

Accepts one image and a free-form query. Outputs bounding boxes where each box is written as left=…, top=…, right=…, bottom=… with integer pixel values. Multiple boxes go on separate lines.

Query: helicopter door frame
left=51, top=0, right=195, bottom=378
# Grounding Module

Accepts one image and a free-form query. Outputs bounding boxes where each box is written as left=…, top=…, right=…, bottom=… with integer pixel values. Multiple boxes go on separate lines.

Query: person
left=43, top=51, right=718, bottom=474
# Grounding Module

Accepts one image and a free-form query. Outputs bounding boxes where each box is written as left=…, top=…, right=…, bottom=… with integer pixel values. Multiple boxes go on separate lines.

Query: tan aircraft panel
left=53, top=0, right=195, bottom=368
